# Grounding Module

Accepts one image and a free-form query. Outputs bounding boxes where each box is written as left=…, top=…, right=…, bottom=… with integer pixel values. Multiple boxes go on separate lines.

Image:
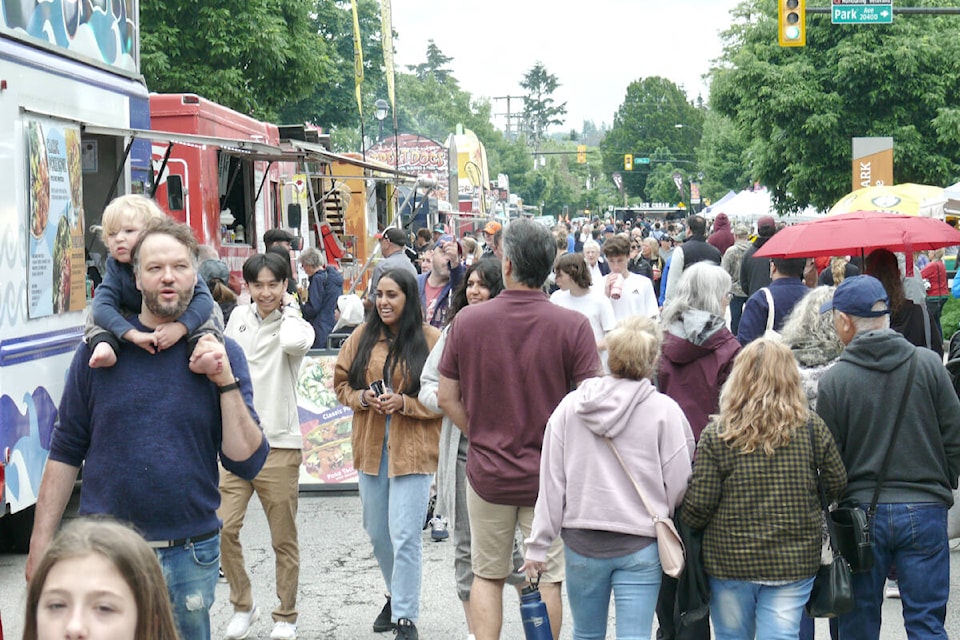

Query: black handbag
left=806, top=419, right=854, bottom=618
left=828, top=352, right=916, bottom=574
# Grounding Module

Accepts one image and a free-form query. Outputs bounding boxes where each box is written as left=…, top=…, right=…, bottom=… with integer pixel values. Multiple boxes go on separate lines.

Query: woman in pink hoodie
left=521, top=316, right=695, bottom=640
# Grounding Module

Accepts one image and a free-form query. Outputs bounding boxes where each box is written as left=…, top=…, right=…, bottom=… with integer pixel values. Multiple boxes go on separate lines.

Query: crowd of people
left=19, top=197, right=960, bottom=640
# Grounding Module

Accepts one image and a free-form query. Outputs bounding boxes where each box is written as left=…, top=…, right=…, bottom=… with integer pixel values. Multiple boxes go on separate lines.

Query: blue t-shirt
left=51, top=321, right=268, bottom=540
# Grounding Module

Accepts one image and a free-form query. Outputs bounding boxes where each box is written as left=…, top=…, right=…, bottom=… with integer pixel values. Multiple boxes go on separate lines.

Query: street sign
left=832, top=0, right=892, bottom=24
left=637, top=157, right=651, bottom=165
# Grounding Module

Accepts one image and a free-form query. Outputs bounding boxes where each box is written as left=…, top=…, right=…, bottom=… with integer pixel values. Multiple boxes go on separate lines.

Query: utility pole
left=493, top=95, right=525, bottom=140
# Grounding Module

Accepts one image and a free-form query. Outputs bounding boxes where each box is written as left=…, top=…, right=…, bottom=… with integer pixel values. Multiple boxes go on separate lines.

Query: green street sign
left=637, top=157, right=651, bottom=165
left=832, top=4, right=892, bottom=24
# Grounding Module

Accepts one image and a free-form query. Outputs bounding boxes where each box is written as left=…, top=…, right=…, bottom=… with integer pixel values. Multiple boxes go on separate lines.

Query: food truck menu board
left=297, top=352, right=357, bottom=488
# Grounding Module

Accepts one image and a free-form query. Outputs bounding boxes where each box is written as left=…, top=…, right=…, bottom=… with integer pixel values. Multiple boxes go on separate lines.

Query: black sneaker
left=394, top=618, right=418, bottom=640
left=373, top=596, right=395, bottom=633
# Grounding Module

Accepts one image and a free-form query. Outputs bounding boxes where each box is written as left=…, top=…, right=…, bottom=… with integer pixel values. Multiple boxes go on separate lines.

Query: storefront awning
left=281, top=139, right=417, bottom=181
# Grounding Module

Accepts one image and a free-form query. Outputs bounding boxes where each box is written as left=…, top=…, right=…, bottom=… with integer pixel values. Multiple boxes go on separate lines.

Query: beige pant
left=218, top=448, right=301, bottom=622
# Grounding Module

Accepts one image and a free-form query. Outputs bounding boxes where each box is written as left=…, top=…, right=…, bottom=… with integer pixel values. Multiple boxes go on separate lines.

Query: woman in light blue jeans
left=680, top=339, right=846, bottom=640
left=522, top=316, right=696, bottom=639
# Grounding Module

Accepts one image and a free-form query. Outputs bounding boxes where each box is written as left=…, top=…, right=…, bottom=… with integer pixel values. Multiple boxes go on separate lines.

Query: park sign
left=832, top=0, right=893, bottom=24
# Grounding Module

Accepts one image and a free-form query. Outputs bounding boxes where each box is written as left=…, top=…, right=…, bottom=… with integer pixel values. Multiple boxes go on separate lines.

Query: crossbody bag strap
left=808, top=418, right=841, bottom=551
left=868, top=352, right=918, bottom=520
left=761, top=287, right=775, bottom=333
left=605, top=438, right=661, bottom=522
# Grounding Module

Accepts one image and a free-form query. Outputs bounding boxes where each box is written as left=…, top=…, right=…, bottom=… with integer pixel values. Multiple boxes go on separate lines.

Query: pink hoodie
left=525, top=376, right=695, bottom=563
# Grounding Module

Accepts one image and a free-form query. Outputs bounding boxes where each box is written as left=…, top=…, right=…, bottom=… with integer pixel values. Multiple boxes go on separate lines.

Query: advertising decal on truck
left=26, top=116, right=87, bottom=318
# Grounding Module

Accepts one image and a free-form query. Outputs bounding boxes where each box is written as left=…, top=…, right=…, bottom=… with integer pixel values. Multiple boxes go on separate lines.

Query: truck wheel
left=0, top=505, right=36, bottom=553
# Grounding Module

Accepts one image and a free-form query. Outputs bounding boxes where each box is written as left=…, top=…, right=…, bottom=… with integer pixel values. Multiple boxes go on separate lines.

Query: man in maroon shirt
left=439, top=219, right=600, bottom=640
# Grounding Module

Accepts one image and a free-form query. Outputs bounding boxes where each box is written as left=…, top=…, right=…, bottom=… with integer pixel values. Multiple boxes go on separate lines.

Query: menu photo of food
left=28, top=121, right=49, bottom=240
left=297, top=356, right=358, bottom=485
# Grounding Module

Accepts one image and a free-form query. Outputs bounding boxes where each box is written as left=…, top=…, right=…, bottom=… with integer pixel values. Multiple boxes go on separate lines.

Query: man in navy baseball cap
left=820, top=274, right=890, bottom=317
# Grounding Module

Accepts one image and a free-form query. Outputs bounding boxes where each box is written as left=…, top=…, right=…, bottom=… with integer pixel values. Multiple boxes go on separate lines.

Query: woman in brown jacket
left=335, top=268, right=441, bottom=640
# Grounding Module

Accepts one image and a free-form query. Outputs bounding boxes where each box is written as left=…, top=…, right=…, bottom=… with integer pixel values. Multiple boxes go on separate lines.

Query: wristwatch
left=218, top=379, right=241, bottom=394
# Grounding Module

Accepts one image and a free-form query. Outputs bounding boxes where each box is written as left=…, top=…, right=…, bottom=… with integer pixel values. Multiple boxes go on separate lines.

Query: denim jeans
left=837, top=502, right=949, bottom=640
left=730, top=295, right=748, bottom=336
left=709, top=576, right=814, bottom=640
left=357, top=419, right=432, bottom=623
left=155, top=533, right=220, bottom=640
left=565, top=544, right=661, bottom=640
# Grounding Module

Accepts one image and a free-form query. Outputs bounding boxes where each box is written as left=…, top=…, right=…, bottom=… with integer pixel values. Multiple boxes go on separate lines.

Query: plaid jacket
left=680, top=413, right=846, bottom=581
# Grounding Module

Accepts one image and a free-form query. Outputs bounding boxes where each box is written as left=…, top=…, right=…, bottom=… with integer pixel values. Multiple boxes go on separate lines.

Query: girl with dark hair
left=551, top=252, right=617, bottom=372
left=334, top=268, right=442, bottom=640
left=419, top=258, right=521, bottom=637
left=865, top=248, right=943, bottom=355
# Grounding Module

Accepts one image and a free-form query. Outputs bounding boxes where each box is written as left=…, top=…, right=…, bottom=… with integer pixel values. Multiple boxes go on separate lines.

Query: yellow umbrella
left=828, top=183, right=946, bottom=217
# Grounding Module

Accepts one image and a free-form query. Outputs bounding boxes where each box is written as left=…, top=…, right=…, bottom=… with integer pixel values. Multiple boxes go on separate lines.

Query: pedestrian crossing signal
left=624, top=154, right=633, bottom=171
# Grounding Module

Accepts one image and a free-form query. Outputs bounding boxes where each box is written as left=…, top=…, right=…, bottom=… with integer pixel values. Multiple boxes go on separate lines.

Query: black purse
left=829, top=353, right=917, bottom=574
left=806, top=420, right=854, bottom=618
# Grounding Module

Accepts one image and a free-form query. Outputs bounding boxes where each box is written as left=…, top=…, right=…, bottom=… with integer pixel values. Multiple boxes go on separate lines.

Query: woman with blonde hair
left=681, top=339, right=846, bottom=640
left=24, top=517, right=180, bottom=640
left=522, top=316, right=695, bottom=640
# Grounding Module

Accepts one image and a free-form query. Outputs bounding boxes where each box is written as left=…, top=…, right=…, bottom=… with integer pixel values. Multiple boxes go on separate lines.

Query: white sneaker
left=270, top=621, right=298, bottom=640
left=885, top=579, right=901, bottom=599
left=224, top=605, right=260, bottom=640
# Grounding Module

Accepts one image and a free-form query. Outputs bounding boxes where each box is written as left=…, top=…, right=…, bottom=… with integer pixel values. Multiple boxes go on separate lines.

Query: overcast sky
left=391, top=0, right=744, bottom=133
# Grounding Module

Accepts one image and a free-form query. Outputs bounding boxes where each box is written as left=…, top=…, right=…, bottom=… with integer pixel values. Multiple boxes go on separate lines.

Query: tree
left=140, top=0, right=331, bottom=121
left=520, top=62, right=567, bottom=150
left=696, top=110, right=752, bottom=201
left=600, top=76, right=704, bottom=200
left=277, top=0, right=386, bottom=135
left=709, top=0, right=960, bottom=212
left=406, top=40, right=455, bottom=85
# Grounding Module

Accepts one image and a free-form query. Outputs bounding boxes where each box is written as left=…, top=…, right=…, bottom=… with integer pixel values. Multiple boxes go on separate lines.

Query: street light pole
left=374, top=99, right=389, bottom=141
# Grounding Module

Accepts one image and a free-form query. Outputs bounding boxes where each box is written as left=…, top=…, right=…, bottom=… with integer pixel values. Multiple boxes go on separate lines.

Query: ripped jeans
left=155, top=533, right=220, bottom=640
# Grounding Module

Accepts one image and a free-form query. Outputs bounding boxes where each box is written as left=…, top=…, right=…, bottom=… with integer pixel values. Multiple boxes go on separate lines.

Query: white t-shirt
left=550, top=289, right=618, bottom=373
left=606, top=272, right=660, bottom=322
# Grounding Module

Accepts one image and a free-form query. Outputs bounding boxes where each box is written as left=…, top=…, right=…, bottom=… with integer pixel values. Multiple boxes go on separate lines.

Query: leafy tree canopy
left=141, top=0, right=331, bottom=122
left=710, top=0, right=960, bottom=212
left=600, top=76, right=704, bottom=201
left=520, top=62, right=567, bottom=149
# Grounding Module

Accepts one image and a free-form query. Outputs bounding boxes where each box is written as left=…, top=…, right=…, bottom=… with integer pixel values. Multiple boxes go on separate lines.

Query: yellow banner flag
left=381, top=0, right=396, bottom=114
left=351, top=0, right=364, bottom=117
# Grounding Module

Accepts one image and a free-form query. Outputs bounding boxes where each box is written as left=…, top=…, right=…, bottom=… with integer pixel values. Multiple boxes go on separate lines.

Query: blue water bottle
left=520, top=574, right=552, bottom=640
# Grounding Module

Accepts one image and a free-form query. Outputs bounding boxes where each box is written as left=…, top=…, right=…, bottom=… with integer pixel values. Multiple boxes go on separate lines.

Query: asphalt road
left=2, top=491, right=959, bottom=639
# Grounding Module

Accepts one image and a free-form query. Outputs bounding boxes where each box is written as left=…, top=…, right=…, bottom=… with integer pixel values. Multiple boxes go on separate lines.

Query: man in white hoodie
left=220, top=252, right=315, bottom=640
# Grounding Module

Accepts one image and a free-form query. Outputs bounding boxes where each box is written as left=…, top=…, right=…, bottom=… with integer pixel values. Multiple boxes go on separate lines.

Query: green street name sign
left=832, top=4, right=893, bottom=24
left=637, top=157, right=651, bottom=165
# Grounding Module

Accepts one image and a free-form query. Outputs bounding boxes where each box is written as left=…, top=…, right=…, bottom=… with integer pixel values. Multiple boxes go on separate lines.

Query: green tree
left=277, top=0, right=385, bottom=136
left=696, top=109, right=751, bottom=201
left=710, top=0, right=960, bottom=212
left=520, top=62, right=567, bottom=150
left=140, top=0, right=331, bottom=121
left=406, top=40, right=455, bottom=84
left=600, top=76, right=704, bottom=201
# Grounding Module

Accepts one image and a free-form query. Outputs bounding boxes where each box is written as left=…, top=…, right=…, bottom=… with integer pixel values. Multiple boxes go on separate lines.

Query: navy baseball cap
left=820, top=275, right=890, bottom=317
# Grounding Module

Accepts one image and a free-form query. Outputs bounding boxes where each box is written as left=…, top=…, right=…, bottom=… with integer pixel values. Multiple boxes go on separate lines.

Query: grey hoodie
left=817, top=329, right=960, bottom=505
left=525, top=376, right=695, bottom=562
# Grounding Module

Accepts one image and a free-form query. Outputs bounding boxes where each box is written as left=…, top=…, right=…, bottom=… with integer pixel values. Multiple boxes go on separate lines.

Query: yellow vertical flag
left=380, top=0, right=396, bottom=114
left=351, top=0, right=364, bottom=117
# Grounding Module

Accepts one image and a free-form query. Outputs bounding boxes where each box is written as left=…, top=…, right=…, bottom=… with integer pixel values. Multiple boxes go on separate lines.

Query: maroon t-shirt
left=439, top=288, right=601, bottom=506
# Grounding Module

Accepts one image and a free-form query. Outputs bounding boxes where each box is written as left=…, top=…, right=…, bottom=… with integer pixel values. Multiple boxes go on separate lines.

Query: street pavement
left=2, top=490, right=959, bottom=639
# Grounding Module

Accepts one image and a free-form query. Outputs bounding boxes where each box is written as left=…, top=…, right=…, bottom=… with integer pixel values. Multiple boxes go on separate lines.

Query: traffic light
left=577, top=145, right=586, bottom=163
left=624, top=154, right=633, bottom=171
left=779, top=0, right=805, bottom=47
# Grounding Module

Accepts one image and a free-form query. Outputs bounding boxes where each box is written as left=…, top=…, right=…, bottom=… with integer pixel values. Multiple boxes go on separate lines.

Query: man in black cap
left=367, top=228, right=418, bottom=308
left=263, top=228, right=302, bottom=252
left=739, top=215, right=778, bottom=298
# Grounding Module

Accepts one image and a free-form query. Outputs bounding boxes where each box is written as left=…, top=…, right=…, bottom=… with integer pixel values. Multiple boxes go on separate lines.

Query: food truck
left=0, top=1, right=152, bottom=549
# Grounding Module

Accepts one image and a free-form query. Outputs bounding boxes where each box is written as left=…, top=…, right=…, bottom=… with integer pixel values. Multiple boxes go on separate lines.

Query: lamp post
left=374, top=99, right=389, bottom=141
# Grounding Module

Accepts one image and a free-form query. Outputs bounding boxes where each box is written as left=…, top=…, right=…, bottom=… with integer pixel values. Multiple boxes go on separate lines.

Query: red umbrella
left=753, top=210, right=960, bottom=259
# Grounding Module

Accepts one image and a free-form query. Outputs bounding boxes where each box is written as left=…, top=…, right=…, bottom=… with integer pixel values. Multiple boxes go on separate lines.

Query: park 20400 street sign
left=832, top=0, right=893, bottom=24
